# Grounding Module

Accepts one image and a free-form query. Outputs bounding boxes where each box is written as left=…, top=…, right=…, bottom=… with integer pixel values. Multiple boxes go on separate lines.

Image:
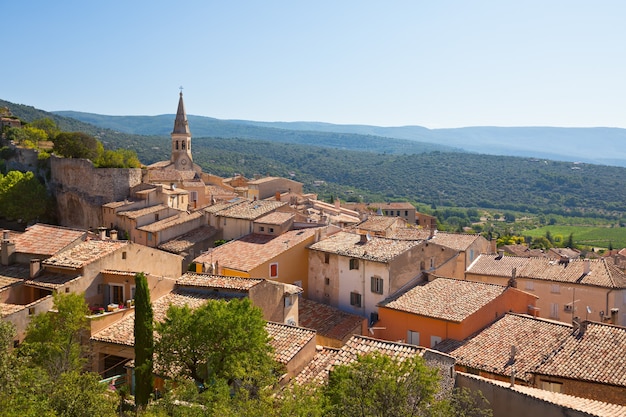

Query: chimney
left=334, top=197, right=340, bottom=209
left=572, top=316, right=581, bottom=333
left=360, top=233, right=370, bottom=244
left=429, top=228, right=436, bottom=239
left=610, top=308, right=619, bottom=325
left=30, top=259, right=42, bottom=278
left=110, top=230, right=118, bottom=240
left=508, top=268, right=517, bottom=288
left=496, top=249, right=504, bottom=260
left=98, top=227, right=107, bottom=240
left=275, top=191, right=281, bottom=201
left=1, top=231, right=16, bottom=266
left=490, top=238, right=497, bottom=254
left=579, top=320, right=588, bottom=335
left=583, top=259, right=591, bottom=276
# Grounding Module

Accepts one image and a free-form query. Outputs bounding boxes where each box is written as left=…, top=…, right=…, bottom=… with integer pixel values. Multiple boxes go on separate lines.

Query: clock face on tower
left=180, top=158, right=188, bottom=166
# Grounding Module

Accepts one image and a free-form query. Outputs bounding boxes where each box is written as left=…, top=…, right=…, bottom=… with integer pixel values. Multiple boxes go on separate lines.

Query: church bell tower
left=171, top=91, right=193, bottom=170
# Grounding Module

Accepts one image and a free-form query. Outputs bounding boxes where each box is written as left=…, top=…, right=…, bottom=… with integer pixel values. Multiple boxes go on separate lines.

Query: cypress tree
left=134, top=272, right=153, bottom=409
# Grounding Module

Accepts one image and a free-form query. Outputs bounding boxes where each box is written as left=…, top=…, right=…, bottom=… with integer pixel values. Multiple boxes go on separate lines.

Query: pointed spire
left=172, top=91, right=190, bottom=134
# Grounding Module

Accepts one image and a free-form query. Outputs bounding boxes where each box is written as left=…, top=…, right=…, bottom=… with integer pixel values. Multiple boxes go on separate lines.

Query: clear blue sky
left=3, top=1, right=625, bottom=128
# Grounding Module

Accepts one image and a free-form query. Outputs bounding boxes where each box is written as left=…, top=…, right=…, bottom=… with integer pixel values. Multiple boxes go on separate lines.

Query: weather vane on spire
left=179, top=86, right=184, bottom=94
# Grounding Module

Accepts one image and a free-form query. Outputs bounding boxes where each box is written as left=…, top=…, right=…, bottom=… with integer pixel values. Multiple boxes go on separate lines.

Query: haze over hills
left=54, top=110, right=626, bottom=167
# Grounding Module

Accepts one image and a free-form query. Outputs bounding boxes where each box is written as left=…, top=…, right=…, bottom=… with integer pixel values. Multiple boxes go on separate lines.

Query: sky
left=2, top=1, right=626, bottom=128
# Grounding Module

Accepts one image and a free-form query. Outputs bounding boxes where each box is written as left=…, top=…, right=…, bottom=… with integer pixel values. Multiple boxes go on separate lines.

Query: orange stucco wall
left=377, top=287, right=537, bottom=347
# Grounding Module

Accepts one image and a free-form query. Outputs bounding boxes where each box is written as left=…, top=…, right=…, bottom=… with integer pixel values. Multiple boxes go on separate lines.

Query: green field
left=523, top=226, right=626, bottom=250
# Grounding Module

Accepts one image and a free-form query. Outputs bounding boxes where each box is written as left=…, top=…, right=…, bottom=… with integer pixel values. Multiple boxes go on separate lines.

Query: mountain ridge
left=53, top=110, right=626, bottom=167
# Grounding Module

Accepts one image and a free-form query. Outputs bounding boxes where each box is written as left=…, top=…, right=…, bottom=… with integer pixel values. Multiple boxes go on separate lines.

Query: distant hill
left=4, top=98, right=626, bottom=220
left=52, top=111, right=456, bottom=156
left=54, top=110, right=626, bottom=167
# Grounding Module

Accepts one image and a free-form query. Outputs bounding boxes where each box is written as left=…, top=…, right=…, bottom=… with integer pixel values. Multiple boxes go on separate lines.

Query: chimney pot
left=30, top=258, right=41, bottom=278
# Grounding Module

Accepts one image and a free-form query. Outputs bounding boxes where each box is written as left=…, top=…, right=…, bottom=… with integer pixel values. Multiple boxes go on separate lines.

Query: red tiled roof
left=353, top=215, right=401, bottom=232
left=158, top=226, right=217, bottom=253
left=437, top=313, right=573, bottom=382
left=216, top=200, right=286, bottom=220
left=308, top=231, right=420, bottom=263
left=468, top=254, right=626, bottom=288
left=430, top=231, right=482, bottom=252
left=381, top=278, right=507, bottom=322
left=534, top=322, right=626, bottom=387
left=43, top=240, right=128, bottom=269
left=117, top=204, right=168, bottom=219
left=194, top=228, right=319, bottom=272
left=177, top=272, right=263, bottom=291
left=137, top=211, right=204, bottom=233
left=255, top=211, right=294, bottom=225
left=266, top=322, right=316, bottom=364
left=298, top=298, right=365, bottom=341
left=13, top=224, right=86, bottom=256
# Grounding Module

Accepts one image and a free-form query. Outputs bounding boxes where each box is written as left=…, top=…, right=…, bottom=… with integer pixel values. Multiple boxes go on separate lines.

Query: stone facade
left=50, top=155, right=142, bottom=229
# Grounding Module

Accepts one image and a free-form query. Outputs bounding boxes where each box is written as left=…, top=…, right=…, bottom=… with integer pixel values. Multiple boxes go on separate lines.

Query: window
left=407, top=330, right=420, bottom=345
left=175, top=141, right=179, bottom=150
left=223, top=218, right=227, bottom=226
left=324, top=253, right=330, bottom=264
left=284, top=295, right=293, bottom=307
left=270, top=263, right=278, bottom=278
left=405, top=210, right=408, bottom=216
left=269, top=227, right=274, bottom=233
left=371, top=276, right=384, bottom=294
left=430, top=336, right=442, bottom=347
left=396, top=211, right=400, bottom=216
left=122, top=251, right=127, bottom=260
left=349, top=258, right=359, bottom=270
left=551, top=284, right=560, bottom=294
left=110, top=284, right=124, bottom=305
left=525, top=281, right=534, bottom=291
left=28, top=307, right=35, bottom=315
left=181, top=141, right=186, bottom=150
left=259, top=226, right=265, bottom=232
left=550, top=303, right=559, bottom=319
left=430, top=258, right=435, bottom=269
left=350, top=292, right=362, bottom=307
left=147, top=233, right=152, bottom=241
left=325, top=277, right=330, bottom=286
left=190, top=191, right=198, bottom=202
left=541, top=380, right=562, bottom=393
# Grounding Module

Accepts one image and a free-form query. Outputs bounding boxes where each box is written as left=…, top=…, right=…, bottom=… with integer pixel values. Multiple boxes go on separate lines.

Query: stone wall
left=50, top=155, right=142, bottom=230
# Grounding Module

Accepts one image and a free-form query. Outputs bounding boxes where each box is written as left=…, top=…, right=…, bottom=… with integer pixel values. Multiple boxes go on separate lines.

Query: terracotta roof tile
left=437, top=313, right=572, bottom=382
left=381, top=278, right=507, bottom=322
left=0, top=264, right=29, bottom=288
left=293, top=346, right=340, bottom=386
left=298, top=298, right=365, bottom=341
left=157, top=226, right=217, bottom=253
left=430, top=231, right=482, bottom=251
left=194, top=228, right=320, bottom=272
left=534, top=322, right=626, bottom=387
left=255, top=211, right=295, bottom=225
left=13, top=224, right=86, bottom=256
left=24, top=272, right=82, bottom=289
left=468, top=254, right=626, bottom=288
left=352, top=216, right=401, bottom=233
left=216, top=200, right=286, bottom=220
left=137, top=211, right=204, bottom=233
left=308, top=231, right=420, bottom=263
left=387, top=227, right=431, bottom=241
left=177, top=272, right=263, bottom=291
left=43, top=240, right=128, bottom=269
left=117, top=204, right=168, bottom=219
left=266, top=322, right=316, bottom=364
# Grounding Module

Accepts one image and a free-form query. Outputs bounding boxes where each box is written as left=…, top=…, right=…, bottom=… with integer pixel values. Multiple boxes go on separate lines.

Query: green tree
left=29, top=118, right=60, bottom=140
left=155, top=298, right=276, bottom=394
left=53, top=131, right=104, bottom=161
left=135, top=272, right=154, bottom=410
left=531, top=236, right=552, bottom=250
left=565, top=233, right=575, bottom=249
left=324, top=352, right=440, bottom=417
left=0, top=170, right=52, bottom=223
left=47, top=371, right=117, bottom=417
left=19, top=292, right=90, bottom=378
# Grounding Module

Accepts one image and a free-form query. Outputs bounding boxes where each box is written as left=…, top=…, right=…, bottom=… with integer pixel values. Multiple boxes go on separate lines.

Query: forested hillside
left=4, top=99, right=626, bottom=222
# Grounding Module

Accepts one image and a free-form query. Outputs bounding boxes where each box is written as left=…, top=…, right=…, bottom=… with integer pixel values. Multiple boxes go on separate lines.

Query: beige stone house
left=192, top=226, right=326, bottom=297
left=308, top=231, right=434, bottom=323
left=465, top=254, right=626, bottom=325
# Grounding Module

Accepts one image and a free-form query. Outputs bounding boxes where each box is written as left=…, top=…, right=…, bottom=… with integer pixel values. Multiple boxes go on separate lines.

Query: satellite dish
left=586, top=306, right=592, bottom=314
